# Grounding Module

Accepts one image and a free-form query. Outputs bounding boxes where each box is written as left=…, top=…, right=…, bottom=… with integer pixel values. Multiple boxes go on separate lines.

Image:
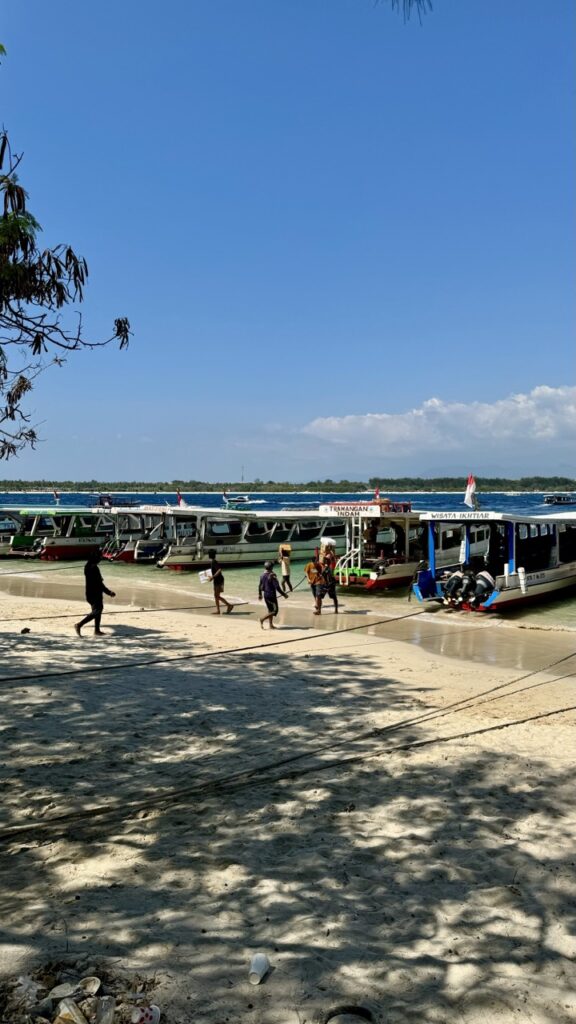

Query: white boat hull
left=488, top=563, right=576, bottom=608
left=158, top=536, right=346, bottom=570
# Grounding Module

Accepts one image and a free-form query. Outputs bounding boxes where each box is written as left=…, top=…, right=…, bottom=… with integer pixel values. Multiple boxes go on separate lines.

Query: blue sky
left=2, top=0, right=575, bottom=481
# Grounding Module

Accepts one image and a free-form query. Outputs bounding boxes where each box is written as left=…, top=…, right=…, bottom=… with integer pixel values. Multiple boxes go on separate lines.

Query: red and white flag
left=463, top=474, right=477, bottom=509
left=374, top=486, right=380, bottom=500
left=176, top=490, right=183, bottom=506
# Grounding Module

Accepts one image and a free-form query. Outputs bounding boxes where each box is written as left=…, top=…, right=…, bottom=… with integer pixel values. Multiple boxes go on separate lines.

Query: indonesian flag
left=176, top=490, right=183, bottom=505
left=463, top=474, right=476, bottom=509
left=374, top=486, right=380, bottom=500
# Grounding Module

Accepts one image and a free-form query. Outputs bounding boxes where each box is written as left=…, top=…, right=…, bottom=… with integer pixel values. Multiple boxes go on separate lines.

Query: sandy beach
left=0, top=575, right=575, bottom=1024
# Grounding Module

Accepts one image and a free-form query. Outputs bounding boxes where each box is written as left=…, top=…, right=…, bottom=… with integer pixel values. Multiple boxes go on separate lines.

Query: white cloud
left=302, top=386, right=576, bottom=464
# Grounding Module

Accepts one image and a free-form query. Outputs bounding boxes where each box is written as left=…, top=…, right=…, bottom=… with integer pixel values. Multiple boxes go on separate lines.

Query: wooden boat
left=543, top=493, right=576, bottom=506
left=320, top=499, right=428, bottom=590
left=0, top=511, right=29, bottom=557
left=101, top=508, right=173, bottom=563
left=156, top=506, right=347, bottom=570
left=0, top=506, right=152, bottom=561
left=412, top=510, right=576, bottom=610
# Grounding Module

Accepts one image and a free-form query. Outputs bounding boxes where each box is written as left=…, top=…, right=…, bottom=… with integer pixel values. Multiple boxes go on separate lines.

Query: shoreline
left=1, top=585, right=575, bottom=1023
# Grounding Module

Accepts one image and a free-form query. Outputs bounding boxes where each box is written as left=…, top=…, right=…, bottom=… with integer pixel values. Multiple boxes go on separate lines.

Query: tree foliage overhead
left=385, top=0, right=432, bottom=21
left=0, top=124, right=131, bottom=460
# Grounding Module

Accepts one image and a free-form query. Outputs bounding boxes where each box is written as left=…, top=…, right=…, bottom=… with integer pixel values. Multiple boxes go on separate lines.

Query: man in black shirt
left=75, top=551, right=116, bottom=636
left=208, top=548, right=233, bottom=614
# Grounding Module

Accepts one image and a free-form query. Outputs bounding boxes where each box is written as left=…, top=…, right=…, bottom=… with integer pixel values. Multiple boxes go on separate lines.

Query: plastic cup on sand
left=131, top=1006, right=160, bottom=1024
left=249, top=953, right=270, bottom=985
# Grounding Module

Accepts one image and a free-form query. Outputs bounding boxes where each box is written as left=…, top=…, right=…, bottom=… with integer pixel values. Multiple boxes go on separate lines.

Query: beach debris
left=54, top=997, right=90, bottom=1024
left=77, top=978, right=102, bottom=997
left=10, top=973, right=43, bottom=1007
left=95, top=997, right=116, bottom=1024
left=49, top=982, right=78, bottom=1000
left=130, top=1007, right=160, bottom=1024
left=248, top=952, right=270, bottom=985
left=324, top=1007, right=374, bottom=1024
left=0, top=964, right=162, bottom=1024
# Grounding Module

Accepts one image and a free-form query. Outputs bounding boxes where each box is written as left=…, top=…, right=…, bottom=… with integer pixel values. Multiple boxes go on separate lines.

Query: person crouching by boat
left=305, top=555, right=325, bottom=615
left=258, top=560, right=288, bottom=629
left=278, top=546, right=293, bottom=594
left=75, top=551, right=116, bottom=637
left=208, top=548, right=233, bottom=614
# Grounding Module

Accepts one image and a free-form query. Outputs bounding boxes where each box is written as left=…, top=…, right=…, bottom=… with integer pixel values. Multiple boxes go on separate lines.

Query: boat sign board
left=421, top=511, right=498, bottom=521
left=319, top=503, right=381, bottom=517
left=420, top=510, right=575, bottom=525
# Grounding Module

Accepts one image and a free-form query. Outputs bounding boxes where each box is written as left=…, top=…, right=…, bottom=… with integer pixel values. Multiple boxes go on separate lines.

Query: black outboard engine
left=443, top=569, right=464, bottom=603
left=470, top=569, right=495, bottom=608
left=459, top=566, right=477, bottom=604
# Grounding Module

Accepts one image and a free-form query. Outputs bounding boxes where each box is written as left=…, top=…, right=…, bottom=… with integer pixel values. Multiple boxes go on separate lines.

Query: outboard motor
left=460, top=567, right=477, bottom=604
left=443, top=569, right=464, bottom=603
left=470, top=569, right=495, bottom=607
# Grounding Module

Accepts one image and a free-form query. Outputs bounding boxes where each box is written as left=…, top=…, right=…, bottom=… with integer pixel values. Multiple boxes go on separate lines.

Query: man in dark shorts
left=304, top=556, right=325, bottom=615
left=258, top=560, right=288, bottom=629
left=75, top=551, right=116, bottom=637
left=208, top=548, right=233, bottom=614
left=322, top=558, right=339, bottom=613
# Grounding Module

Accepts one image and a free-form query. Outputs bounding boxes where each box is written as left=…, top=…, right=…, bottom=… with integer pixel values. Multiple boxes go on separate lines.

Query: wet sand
left=0, top=575, right=575, bottom=1023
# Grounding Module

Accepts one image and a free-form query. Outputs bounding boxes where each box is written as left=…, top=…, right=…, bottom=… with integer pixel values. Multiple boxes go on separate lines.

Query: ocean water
left=0, top=490, right=574, bottom=631
left=0, top=487, right=566, bottom=516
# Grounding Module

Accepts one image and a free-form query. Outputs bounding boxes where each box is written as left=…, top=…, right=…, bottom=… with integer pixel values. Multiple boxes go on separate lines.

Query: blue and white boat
left=412, top=510, right=576, bottom=610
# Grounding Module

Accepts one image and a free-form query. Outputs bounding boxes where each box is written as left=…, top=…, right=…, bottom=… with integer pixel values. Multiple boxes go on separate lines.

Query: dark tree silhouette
left=388, top=0, right=432, bottom=20
left=0, top=124, right=131, bottom=460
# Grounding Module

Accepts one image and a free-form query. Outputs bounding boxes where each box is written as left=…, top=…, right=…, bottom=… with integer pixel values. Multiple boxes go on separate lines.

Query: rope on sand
left=1, top=699, right=575, bottom=843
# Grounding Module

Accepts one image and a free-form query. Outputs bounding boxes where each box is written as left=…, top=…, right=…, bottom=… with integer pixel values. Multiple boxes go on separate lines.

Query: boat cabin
left=413, top=510, right=576, bottom=610
left=318, top=499, right=426, bottom=589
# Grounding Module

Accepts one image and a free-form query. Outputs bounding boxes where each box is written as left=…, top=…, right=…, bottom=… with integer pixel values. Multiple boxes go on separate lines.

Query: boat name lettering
left=427, top=512, right=492, bottom=521
left=319, top=504, right=381, bottom=517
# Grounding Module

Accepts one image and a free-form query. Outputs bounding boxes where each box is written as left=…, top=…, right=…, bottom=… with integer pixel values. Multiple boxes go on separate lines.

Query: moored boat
left=412, top=510, right=576, bottom=610
left=156, top=506, right=347, bottom=570
left=543, top=493, right=576, bottom=506
left=319, top=499, right=427, bottom=590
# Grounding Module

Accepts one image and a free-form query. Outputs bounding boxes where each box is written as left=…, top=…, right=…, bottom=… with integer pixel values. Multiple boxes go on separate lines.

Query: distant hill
left=0, top=476, right=574, bottom=493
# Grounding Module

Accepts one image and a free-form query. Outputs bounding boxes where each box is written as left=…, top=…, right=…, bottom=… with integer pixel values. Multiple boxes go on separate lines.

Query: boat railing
left=334, top=545, right=362, bottom=584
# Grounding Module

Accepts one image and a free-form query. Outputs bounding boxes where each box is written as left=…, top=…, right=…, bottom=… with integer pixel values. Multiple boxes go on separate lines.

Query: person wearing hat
left=258, top=560, right=288, bottom=629
left=208, top=548, right=233, bottom=614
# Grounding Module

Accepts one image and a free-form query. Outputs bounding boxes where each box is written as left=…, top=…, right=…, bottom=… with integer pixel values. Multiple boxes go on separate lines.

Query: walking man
left=75, top=551, right=116, bottom=637
left=278, top=546, right=293, bottom=594
left=258, top=560, right=288, bottom=629
left=322, top=558, right=339, bottom=613
left=208, top=548, right=234, bottom=614
left=304, top=555, right=325, bottom=615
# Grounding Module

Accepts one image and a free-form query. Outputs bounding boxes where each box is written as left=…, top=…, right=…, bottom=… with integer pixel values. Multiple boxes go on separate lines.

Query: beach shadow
left=0, top=629, right=574, bottom=1024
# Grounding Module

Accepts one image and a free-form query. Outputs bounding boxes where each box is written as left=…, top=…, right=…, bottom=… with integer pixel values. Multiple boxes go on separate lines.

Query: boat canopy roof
left=161, top=505, right=350, bottom=521
left=11, top=506, right=113, bottom=517
left=419, top=510, right=576, bottom=525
